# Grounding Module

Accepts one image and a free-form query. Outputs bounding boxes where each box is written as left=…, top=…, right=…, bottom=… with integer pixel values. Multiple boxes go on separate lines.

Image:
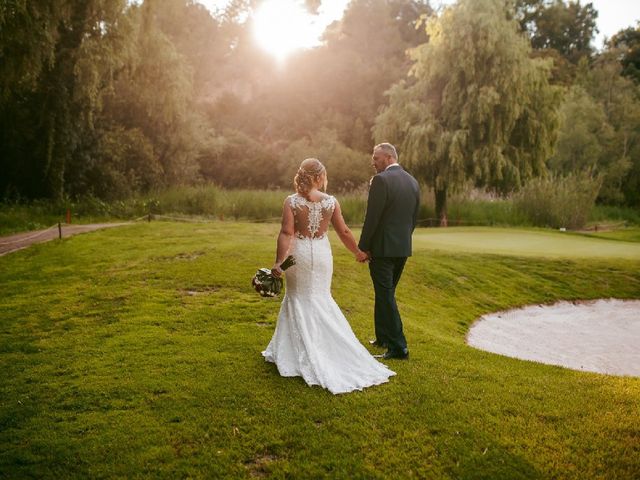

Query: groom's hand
left=355, top=250, right=370, bottom=263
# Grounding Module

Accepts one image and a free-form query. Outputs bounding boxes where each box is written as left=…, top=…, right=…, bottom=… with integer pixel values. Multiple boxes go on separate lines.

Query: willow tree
left=374, top=0, right=560, bottom=225
left=0, top=0, right=132, bottom=200
left=0, top=1, right=67, bottom=100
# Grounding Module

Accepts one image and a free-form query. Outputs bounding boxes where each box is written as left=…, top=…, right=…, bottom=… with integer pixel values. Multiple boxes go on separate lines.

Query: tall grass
left=450, top=199, right=530, bottom=226
left=514, top=173, right=602, bottom=230
left=0, top=202, right=70, bottom=235
left=169, top=188, right=368, bottom=223
left=1, top=184, right=638, bottom=235
left=590, top=204, right=640, bottom=226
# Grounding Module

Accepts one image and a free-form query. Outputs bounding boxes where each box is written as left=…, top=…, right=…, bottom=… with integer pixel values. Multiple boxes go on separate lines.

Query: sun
left=252, top=0, right=320, bottom=62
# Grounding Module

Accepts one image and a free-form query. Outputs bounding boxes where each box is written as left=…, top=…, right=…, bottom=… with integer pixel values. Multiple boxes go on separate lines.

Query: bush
left=590, top=205, right=640, bottom=225
left=281, top=129, right=371, bottom=192
left=68, top=127, right=161, bottom=201
left=198, top=130, right=283, bottom=189
left=514, top=172, right=602, bottom=229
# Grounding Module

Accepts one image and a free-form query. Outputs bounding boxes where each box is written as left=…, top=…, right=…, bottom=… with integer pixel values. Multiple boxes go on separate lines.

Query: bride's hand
left=271, top=264, right=283, bottom=277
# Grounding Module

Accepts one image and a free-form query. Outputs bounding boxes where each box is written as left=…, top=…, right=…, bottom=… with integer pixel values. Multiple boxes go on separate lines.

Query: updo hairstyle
left=294, top=158, right=326, bottom=196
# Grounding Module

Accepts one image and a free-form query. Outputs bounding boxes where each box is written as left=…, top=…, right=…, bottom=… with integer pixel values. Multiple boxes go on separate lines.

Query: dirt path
left=0, top=223, right=131, bottom=256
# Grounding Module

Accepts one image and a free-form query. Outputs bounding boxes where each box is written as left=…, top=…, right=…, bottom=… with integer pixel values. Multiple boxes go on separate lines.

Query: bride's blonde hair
left=294, top=158, right=326, bottom=196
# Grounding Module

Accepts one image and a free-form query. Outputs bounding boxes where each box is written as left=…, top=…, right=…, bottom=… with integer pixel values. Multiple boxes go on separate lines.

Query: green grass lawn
left=576, top=228, right=640, bottom=244
left=1, top=222, right=639, bottom=479
left=413, top=227, right=640, bottom=259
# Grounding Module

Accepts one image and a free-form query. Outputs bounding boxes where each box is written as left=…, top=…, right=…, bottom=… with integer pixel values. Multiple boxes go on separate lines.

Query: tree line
left=1, top=0, right=639, bottom=222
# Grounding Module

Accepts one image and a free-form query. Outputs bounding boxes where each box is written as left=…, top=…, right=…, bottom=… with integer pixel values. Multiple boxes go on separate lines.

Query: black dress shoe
left=375, top=349, right=409, bottom=360
left=369, top=339, right=388, bottom=348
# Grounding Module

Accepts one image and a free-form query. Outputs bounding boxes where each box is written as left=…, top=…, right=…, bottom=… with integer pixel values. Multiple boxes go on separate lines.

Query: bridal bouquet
left=252, top=255, right=296, bottom=297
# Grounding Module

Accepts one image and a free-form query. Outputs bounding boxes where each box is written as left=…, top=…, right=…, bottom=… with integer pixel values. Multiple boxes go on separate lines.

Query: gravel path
left=0, top=223, right=131, bottom=256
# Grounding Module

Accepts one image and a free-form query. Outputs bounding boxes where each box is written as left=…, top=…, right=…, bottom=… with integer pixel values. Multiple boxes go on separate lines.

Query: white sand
left=467, top=299, right=640, bottom=377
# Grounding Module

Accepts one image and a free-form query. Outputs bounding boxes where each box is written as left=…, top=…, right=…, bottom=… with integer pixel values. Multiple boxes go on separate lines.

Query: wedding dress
left=262, top=193, right=396, bottom=394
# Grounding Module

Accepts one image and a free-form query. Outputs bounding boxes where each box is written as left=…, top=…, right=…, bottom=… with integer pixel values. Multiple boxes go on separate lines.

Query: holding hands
left=355, top=250, right=370, bottom=263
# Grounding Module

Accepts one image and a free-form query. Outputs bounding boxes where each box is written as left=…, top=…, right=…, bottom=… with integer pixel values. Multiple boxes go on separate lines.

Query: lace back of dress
left=289, top=194, right=335, bottom=239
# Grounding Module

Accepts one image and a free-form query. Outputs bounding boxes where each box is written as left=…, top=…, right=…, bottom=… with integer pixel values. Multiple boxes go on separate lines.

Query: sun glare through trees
left=252, top=0, right=324, bottom=61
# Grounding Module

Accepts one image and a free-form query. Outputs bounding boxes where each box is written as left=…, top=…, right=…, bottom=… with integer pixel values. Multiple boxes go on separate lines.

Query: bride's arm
left=272, top=198, right=295, bottom=276
left=331, top=200, right=368, bottom=261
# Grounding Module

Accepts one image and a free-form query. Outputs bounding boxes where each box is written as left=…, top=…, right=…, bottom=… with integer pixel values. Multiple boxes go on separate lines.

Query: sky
left=199, top=0, right=640, bottom=53
left=590, top=0, right=640, bottom=47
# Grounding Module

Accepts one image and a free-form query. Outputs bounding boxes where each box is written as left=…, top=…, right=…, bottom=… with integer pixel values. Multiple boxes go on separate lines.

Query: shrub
left=590, top=205, right=640, bottom=225
left=281, top=129, right=371, bottom=192
left=198, top=130, right=283, bottom=189
left=514, top=172, right=602, bottom=229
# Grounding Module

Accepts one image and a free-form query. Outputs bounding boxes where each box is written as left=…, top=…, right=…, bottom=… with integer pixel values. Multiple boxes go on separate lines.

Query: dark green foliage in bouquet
left=251, top=255, right=296, bottom=297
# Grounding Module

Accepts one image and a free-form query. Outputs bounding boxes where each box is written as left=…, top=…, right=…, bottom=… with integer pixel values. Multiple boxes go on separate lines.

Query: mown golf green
left=1, top=222, right=639, bottom=479
left=413, top=227, right=640, bottom=259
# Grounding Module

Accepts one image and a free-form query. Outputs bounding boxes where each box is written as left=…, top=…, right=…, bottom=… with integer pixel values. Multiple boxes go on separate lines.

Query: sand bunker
left=467, top=299, right=640, bottom=377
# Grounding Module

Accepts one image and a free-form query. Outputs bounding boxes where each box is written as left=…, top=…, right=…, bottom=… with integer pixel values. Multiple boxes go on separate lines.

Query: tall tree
left=608, top=24, right=640, bottom=85
left=577, top=51, right=640, bottom=206
left=515, top=0, right=598, bottom=84
left=549, top=85, right=611, bottom=174
left=0, top=0, right=131, bottom=200
left=517, top=0, right=597, bottom=62
left=312, top=0, right=434, bottom=150
left=153, top=0, right=227, bottom=99
left=374, top=0, right=560, bottom=225
left=198, top=0, right=435, bottom=190
left=0, top=1, right=67, bottom=100
left=205, top=0, right=434, bottom=147
left=99, top=1, right=203, bottom=188
left=1, top=0, right=209, bottom=200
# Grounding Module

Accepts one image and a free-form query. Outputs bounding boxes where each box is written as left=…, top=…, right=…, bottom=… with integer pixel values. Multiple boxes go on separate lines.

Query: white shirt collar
left=385, top=163, right=401, bottom=171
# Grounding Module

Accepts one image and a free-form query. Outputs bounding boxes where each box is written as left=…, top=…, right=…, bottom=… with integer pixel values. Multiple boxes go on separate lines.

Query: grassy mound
left=1, top=223, right=639, bottom=478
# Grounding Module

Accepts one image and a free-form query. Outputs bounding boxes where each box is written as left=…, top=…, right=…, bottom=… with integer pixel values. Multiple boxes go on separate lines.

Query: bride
left=262, top=158, right=396, bottom=394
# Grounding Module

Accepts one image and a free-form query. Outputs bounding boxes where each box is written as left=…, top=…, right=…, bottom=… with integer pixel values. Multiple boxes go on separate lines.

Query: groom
left=358, top=143, right=420, bottom=360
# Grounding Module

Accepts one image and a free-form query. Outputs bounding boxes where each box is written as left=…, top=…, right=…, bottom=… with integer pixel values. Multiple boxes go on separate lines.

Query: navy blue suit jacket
left=358, top=165, right=420, bottom=258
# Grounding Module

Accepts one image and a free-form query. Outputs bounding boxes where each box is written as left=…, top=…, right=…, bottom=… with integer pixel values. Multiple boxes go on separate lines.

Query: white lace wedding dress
left=262, top=193, right=396, bottom=394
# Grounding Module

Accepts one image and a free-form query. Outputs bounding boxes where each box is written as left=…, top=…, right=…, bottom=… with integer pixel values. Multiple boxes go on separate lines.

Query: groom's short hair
left=374, top=142, right=398, bottom=160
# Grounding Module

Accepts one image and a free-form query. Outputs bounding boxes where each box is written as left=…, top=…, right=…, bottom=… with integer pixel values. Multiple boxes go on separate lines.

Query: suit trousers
left=368, top=257, right=408, bottom=353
